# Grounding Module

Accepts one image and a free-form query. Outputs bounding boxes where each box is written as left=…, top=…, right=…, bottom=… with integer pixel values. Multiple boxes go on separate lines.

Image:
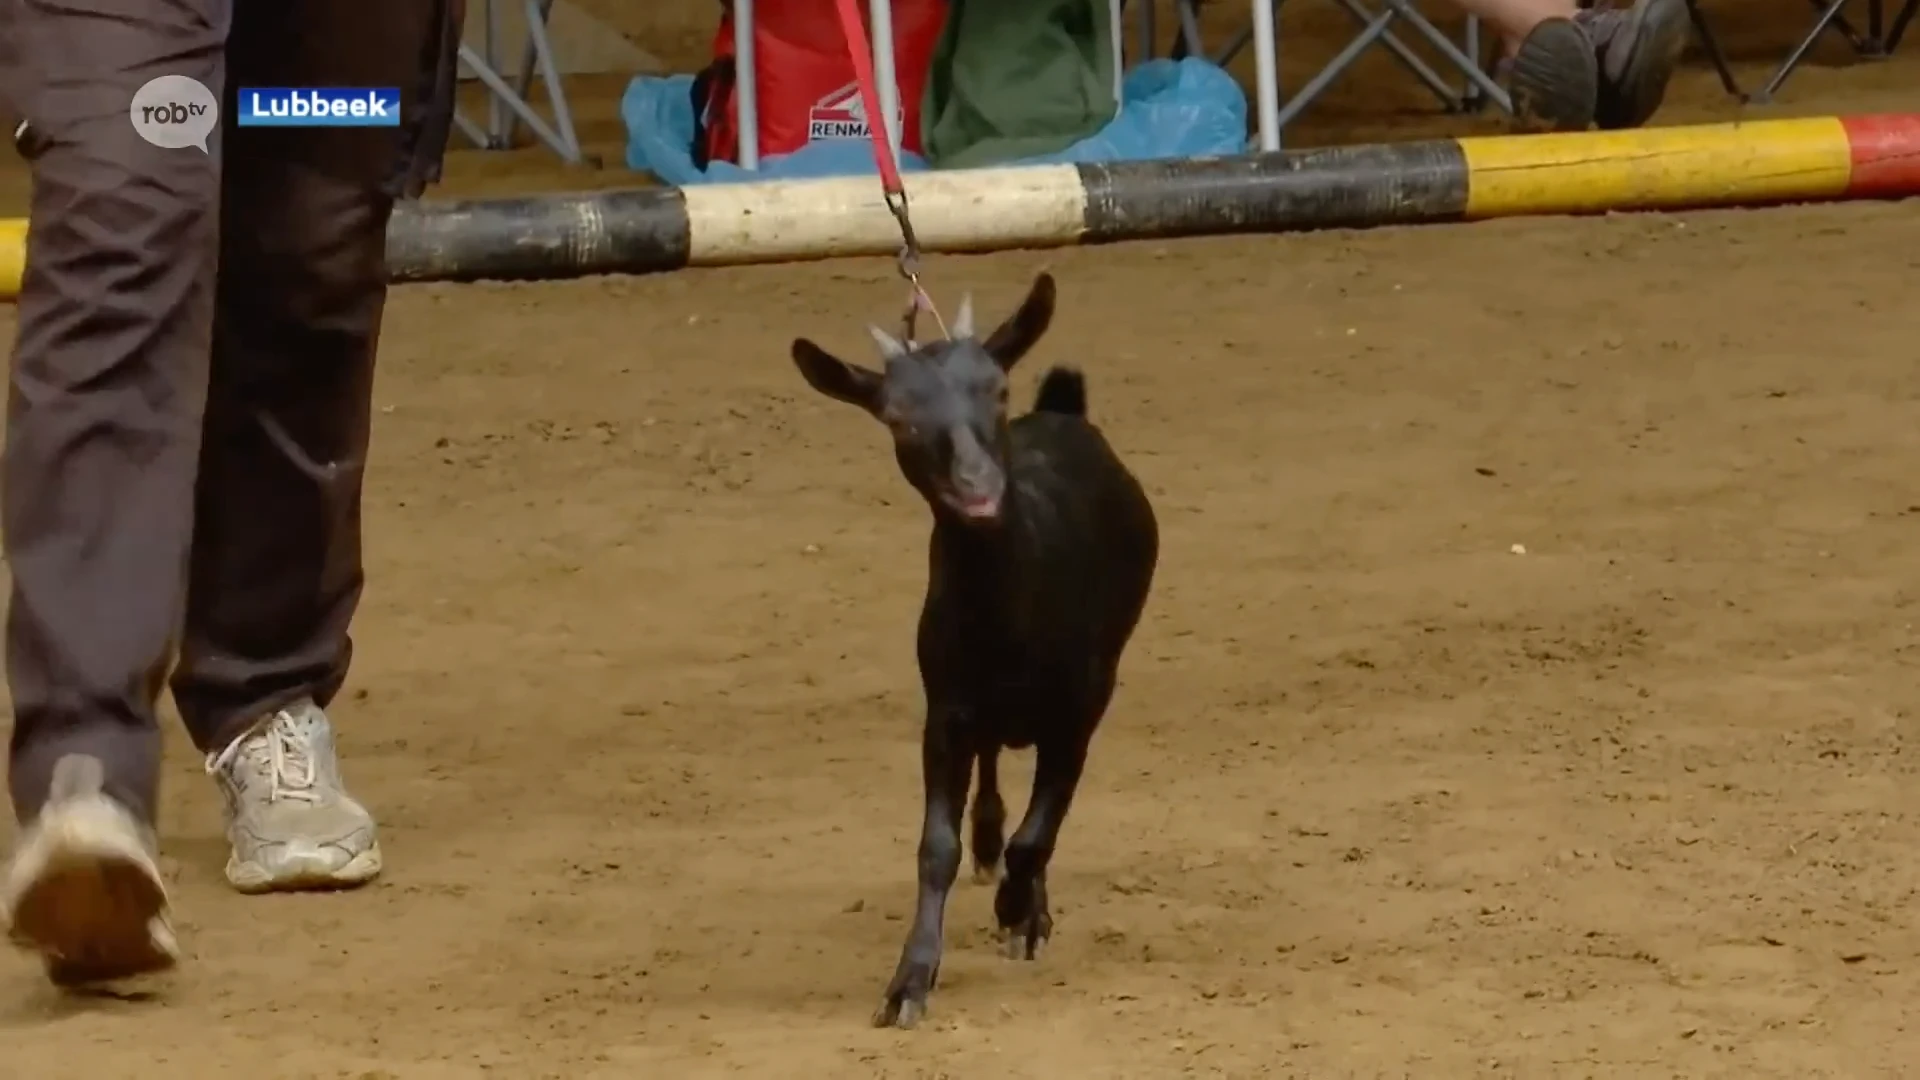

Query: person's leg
left=1451, top=0, right=1690, bottom=132
left=1448, top=0, right=1596, bottom=131
left=0, top=0, right=226, bottom=981
left=1579, top=0, right=1691, bottom=130
left=1455, top=0, right=1578, bottom=44
left=168, top=0, right=458, bottom=894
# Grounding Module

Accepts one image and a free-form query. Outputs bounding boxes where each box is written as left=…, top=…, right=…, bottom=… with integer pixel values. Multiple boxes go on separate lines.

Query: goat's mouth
left=942, top=490, right=1003, bottom=522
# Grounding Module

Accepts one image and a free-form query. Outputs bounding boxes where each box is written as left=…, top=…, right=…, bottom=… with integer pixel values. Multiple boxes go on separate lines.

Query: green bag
left=919, top=0, right=1119, bottom=169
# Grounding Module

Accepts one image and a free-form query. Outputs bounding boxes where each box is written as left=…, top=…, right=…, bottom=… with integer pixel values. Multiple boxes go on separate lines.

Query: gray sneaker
left=1505, top=17, right=1601, bottom=132
left=207, top=700, right=382, bottom=894
left=3, top=755, right=179, bottom=986
left=1577, top=0, right=1691, bottom=130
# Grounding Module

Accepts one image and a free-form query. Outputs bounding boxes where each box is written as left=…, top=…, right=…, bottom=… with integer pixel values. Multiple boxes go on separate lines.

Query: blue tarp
left=622, top=58, right=1250, bottom=186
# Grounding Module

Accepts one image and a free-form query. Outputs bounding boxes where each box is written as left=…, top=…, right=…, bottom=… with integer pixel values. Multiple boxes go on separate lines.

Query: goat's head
left=790, top=273, right=1056, bottom=525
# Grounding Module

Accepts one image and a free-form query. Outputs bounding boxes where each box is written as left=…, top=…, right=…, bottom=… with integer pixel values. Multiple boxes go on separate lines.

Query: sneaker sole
left=225, top=843, right=382, bottom=895
left=8, top=836, right=176, bottom=986
left=1596, top=0, right=1690, bottom=130
left=1507, top=18, right=1600, bottom=134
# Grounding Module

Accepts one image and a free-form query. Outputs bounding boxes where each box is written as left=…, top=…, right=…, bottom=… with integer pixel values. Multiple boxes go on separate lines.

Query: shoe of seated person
left=1506, top=17, right=1601, bottom=133
left=2, top=755, right=179, bottom=986
left=207, top=700, right=382, bottom=894
left=1577, top=0, right=1691, bottom=129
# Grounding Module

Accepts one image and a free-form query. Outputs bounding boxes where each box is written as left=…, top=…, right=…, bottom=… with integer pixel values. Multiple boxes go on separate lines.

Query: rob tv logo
left=236, top=87, right=402, bottom=127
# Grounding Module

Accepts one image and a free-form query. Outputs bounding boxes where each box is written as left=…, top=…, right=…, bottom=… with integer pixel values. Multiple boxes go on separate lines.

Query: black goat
left=790, top=273, right=1159, bottom=1029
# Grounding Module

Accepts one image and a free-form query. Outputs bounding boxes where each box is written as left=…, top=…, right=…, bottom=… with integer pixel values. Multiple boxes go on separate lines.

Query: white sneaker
left=3, top=754, right=179, bottom=985
left=207, top=700, right=381, bottom=894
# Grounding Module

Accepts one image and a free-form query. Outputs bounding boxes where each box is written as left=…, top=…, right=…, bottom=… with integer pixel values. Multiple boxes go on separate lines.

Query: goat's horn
left=868, top=324, right=908, bottom=357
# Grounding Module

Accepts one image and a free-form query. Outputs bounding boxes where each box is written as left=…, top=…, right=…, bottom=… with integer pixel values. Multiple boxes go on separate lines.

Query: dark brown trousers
left=1, top=0, right=461, bottom=826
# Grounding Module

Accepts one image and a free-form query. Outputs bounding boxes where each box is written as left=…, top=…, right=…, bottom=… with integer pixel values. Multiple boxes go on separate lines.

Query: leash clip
left=886, top=189, right=946, bottom=342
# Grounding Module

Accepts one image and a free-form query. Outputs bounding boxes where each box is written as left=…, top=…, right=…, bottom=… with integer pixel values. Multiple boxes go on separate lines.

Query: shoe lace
left=207, top=711, right=320, bottom=804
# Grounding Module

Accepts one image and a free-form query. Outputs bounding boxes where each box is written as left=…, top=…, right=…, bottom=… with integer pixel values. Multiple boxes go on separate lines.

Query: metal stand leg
left=1252, top=0, right=1282, bottom=150
left=736, top=0, right=759, bottom=169
left=870, top=0, right=903, bottom=160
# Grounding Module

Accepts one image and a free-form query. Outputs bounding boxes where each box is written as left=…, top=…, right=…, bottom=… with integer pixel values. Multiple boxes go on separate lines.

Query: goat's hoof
left=873, top=995, right=926, bottom=1029
left=972, top=860, right=1000, bottom=885
left=999, top=925, right=1047, bottom=961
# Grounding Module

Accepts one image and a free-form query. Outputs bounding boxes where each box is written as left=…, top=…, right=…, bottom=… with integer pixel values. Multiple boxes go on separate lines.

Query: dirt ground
left=5, top=2, right=1920, bottom=1077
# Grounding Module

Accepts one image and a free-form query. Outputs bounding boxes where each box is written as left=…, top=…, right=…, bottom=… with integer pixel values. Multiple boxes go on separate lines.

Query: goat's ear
left=791, top=338, right=884, bottom=414
left=983, top=272, right=1056, bottom=371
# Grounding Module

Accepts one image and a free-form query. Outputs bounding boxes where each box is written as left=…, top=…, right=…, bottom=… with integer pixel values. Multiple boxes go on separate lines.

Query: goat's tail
left=1032, top=366, right=1088, bottom=417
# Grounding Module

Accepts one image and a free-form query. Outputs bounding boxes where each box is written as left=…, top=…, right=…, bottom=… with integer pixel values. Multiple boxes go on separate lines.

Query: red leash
left=830, top=0, right=945, bottom=341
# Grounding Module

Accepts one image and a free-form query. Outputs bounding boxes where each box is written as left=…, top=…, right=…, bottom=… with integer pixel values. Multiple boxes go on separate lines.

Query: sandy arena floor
left=4, top=2, right=1920, bottom=1077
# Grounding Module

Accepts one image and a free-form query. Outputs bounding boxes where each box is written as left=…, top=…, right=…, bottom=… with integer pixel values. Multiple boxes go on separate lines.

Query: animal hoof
left=972, top=860, right=1000, bottom=885
left=874, top=996, right=926, bottom=1029
left=1000, top=926, right=1046, bottom=961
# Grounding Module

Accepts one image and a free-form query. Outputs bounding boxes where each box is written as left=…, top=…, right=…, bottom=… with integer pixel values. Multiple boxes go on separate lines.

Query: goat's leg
left=873, top=709, right=971, bottom=1029
left=993, top=736, right=1089, bottom=961
left=970, top=745, right=1006, bottom=884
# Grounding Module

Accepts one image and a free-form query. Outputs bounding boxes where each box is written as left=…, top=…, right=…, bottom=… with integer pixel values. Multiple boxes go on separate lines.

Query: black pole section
left=1076, top=140, right=1471, bottom=241
left=387, top=186, right=693, bottom=283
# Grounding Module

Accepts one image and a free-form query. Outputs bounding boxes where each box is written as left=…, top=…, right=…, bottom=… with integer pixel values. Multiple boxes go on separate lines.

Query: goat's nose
left=950, top=430, right=1004, bottom=518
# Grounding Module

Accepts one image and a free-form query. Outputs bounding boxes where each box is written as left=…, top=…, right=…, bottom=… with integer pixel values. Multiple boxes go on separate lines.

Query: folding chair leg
left=1683, top=0, right=1746, bottom=98
left=1273, top=10, right=1394, bottom=132
left=505, top=0, right=556, bottom=146
left=1808, top=0, right=1875, bottom=52
left=1851, top=0, right=1919, bottom=51
left=1889, top=0, right=1916, bottom=48
left=1211, top=24, right=1256, bottom=64
left=1751, top=0, right=1853, bottom=103
left=485, top=0, right=505, bottom=144
left=454, top=0, right=588, bottom=164
left=457, top=44, right=585, bottom=162
left=452, top=112, right=491, bottom=150
left=1327, top=0, right=1466, bottom=111
left=1136, top=0, right=1158, bottom=62
left=1462, top=17, right=1491, bottom=111
left=1175, top=0, right=1208, bottom=59
left=1163, top=0, right=1254, bottom=65
left=1378, top=0, right=1511, bottom=111
left=525, top=0, right=585, bottom=160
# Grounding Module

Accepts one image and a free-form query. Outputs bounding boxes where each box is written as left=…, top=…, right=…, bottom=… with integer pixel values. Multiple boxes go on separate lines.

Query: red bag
left=693, top=0, right=947, bottom=168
